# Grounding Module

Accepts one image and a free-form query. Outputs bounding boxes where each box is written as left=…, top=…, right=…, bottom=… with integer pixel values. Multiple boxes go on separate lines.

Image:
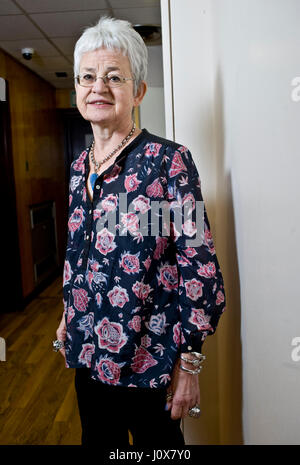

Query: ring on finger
left=53, top=340, right=65, bottom=352
left=188, top=403, right=201, bottom=418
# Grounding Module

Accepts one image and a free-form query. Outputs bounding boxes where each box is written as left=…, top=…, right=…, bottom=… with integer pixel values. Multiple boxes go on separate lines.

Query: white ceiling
left=0, top=0, right=163, bottom=89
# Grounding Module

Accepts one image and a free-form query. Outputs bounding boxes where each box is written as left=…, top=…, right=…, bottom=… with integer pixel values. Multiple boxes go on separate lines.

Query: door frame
left=0, top=78, right=23, bottom=311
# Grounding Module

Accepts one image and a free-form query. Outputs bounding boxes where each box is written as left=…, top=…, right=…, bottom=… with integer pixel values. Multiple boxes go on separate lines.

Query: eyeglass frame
left=75, top=72, right=135, bottom=88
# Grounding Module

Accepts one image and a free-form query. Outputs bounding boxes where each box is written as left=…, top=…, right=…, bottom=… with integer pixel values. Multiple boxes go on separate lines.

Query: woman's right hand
left=56, top=313, right=67, bottom=361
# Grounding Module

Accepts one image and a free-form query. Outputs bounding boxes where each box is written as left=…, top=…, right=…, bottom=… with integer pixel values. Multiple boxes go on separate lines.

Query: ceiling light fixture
left=133, top=25, right=162, bottom=45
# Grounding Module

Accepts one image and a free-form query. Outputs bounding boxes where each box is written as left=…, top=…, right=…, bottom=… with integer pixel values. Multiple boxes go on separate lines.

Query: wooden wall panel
left=0, top=49, right=67, bottom=299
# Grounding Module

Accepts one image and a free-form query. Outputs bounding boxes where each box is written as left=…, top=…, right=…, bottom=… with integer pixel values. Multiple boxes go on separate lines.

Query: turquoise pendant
left=90, top=173, right=98, bottom=191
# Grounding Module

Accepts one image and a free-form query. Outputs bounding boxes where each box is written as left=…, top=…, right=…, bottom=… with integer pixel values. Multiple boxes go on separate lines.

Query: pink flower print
left=184, top=247, right=197, bottom=258
left=168, top=151, right=187, bottom=177
left=188, top=308, right=213, bottom=331
left=178, top=145, right=189, bottom=154
left=184, top=279, right=204, bottom=301
left=73, top=151, right=87, bottom=173
left=216, top=290, right=225, bottom=305
left=120, top=212, right=140, bottom=235
left=204, top=224, right=216, bottom=254
left=78, top=343, right=95, bottom=368
left=95, top=292, right=102, bottom=308
left=107, top=285, right=129, bottom=308
left=157, top=263, right=178, bottom=291
left=182, top=193, right=195, bottom=215
left=146, top=178, right=164, bottom=198
left=143, top=255, right=152, bottom=271
left=124, top=173, right=142, bottom=192
left=176, top=254, right=191, bottom=267
left=93, top=209, right=102, bottom=220
left=132, top=281, right=152, bottom=301
left=95, top=317, right=128, bottom=353
left=72, top=288, right=89, bottom=312
left=141, top=334, right=152, bottom=348
left=87, top=270, right=93, bottom=289
left=68, top=206, right=85, bottom=238
left=82, top=186, right=87, bottom=203
left=90, top=260, right=100, bottom=272
left=132, top=195, right=151, bottom=214
left=96, top=356, right=124, bottom=385
left=144, top=142, right=162, bottom=157
left=182, top=219, right=197, bottom=237
left=197, top=261, right=216, bottom=278
left=119, top=251, right=140, bottom=274
left=128, top=315, right=141, bottom=332
left=131, top=345, right=158, bottom=373
left=103, top=164, right=121, bottom=183
left=63, top=260, right=72, bottom=286
left=159, top=373, right=171, bottom=385
left=95, top=228, right=117, bottom=255
left=154, top=343, right=165, bottom=356
left=102, top=194, right=118, bottom=212
left=178, top=174, right=189, bottom=187
left=67, top=306, right=75, bottom=324
left=153, top=236, right=168, bottom=260
left=149, top=378, right=158, bottom=388
left=69, top=194, right=72, bottom=206
left=172, top=321, right=182, bottom=347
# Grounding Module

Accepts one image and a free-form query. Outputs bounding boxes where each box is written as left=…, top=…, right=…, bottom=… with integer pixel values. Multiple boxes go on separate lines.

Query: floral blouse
left=63, top=128, right=226, bottom=389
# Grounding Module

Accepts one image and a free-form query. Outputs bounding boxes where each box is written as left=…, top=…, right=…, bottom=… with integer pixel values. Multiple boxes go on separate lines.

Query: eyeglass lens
left=78, top=72, right=127, bottom=87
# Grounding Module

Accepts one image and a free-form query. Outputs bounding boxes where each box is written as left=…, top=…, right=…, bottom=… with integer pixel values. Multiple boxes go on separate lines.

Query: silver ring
left=188, top=404, right=201, bottom=418
left=53, top=340, right=64, bottom=352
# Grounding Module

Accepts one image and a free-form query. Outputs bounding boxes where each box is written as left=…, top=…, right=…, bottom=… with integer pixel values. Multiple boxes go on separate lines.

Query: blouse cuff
left=180, top=330, right=204, bottom=354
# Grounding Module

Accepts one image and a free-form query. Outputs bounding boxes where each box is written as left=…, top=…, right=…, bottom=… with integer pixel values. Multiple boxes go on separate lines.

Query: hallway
left=0, top=277, right=81, bottom=445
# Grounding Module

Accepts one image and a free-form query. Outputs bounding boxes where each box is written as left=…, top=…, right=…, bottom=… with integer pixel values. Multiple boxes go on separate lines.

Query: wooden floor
left=0, top=276, right=82, bottom=445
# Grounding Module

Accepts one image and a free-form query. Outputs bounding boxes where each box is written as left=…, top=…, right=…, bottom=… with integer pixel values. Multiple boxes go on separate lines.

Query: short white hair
left=74, top=16, right=148, bottom=95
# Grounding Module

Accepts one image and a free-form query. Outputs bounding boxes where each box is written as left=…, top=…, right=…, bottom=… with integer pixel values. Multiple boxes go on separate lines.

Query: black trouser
left=74, top=368, right=185, bottom=447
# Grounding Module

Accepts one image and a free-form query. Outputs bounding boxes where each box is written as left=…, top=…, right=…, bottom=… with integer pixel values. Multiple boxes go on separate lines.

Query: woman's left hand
left=165, top=356, right=201, bottom=420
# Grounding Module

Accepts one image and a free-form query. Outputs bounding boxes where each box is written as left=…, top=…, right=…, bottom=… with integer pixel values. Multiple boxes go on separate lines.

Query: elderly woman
left=54, top=16, right=226, bottom=447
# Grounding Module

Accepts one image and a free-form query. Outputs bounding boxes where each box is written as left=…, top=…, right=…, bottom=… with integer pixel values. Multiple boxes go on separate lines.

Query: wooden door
left=0, top=78, right=23, bottom=311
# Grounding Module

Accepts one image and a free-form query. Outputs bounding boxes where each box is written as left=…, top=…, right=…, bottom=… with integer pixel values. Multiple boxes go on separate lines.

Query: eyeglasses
left=75, top=71, right=134, bottom=88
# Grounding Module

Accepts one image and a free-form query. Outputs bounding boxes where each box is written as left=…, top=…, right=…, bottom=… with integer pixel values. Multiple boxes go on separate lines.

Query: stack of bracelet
left=179, top=351, right=206, bottom=375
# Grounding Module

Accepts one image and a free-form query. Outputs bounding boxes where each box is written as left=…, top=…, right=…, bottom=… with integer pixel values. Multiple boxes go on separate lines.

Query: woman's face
left=76, top=47, right=144, bottom=130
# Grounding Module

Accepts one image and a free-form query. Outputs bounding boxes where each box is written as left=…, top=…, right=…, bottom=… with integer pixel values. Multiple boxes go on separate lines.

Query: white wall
left=139, top=45, right=165, bottom=137
left=211, top=0, right=300, bottom=445
left=161, top=0, right=242, bottom=445
left=139, top=86, right=165, bottom=137
left=162, top=0, right=300, bottom=445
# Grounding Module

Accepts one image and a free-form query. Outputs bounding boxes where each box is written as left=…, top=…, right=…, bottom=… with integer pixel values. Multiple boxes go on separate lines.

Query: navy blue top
left=63, top=129, right=226, bottom=389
